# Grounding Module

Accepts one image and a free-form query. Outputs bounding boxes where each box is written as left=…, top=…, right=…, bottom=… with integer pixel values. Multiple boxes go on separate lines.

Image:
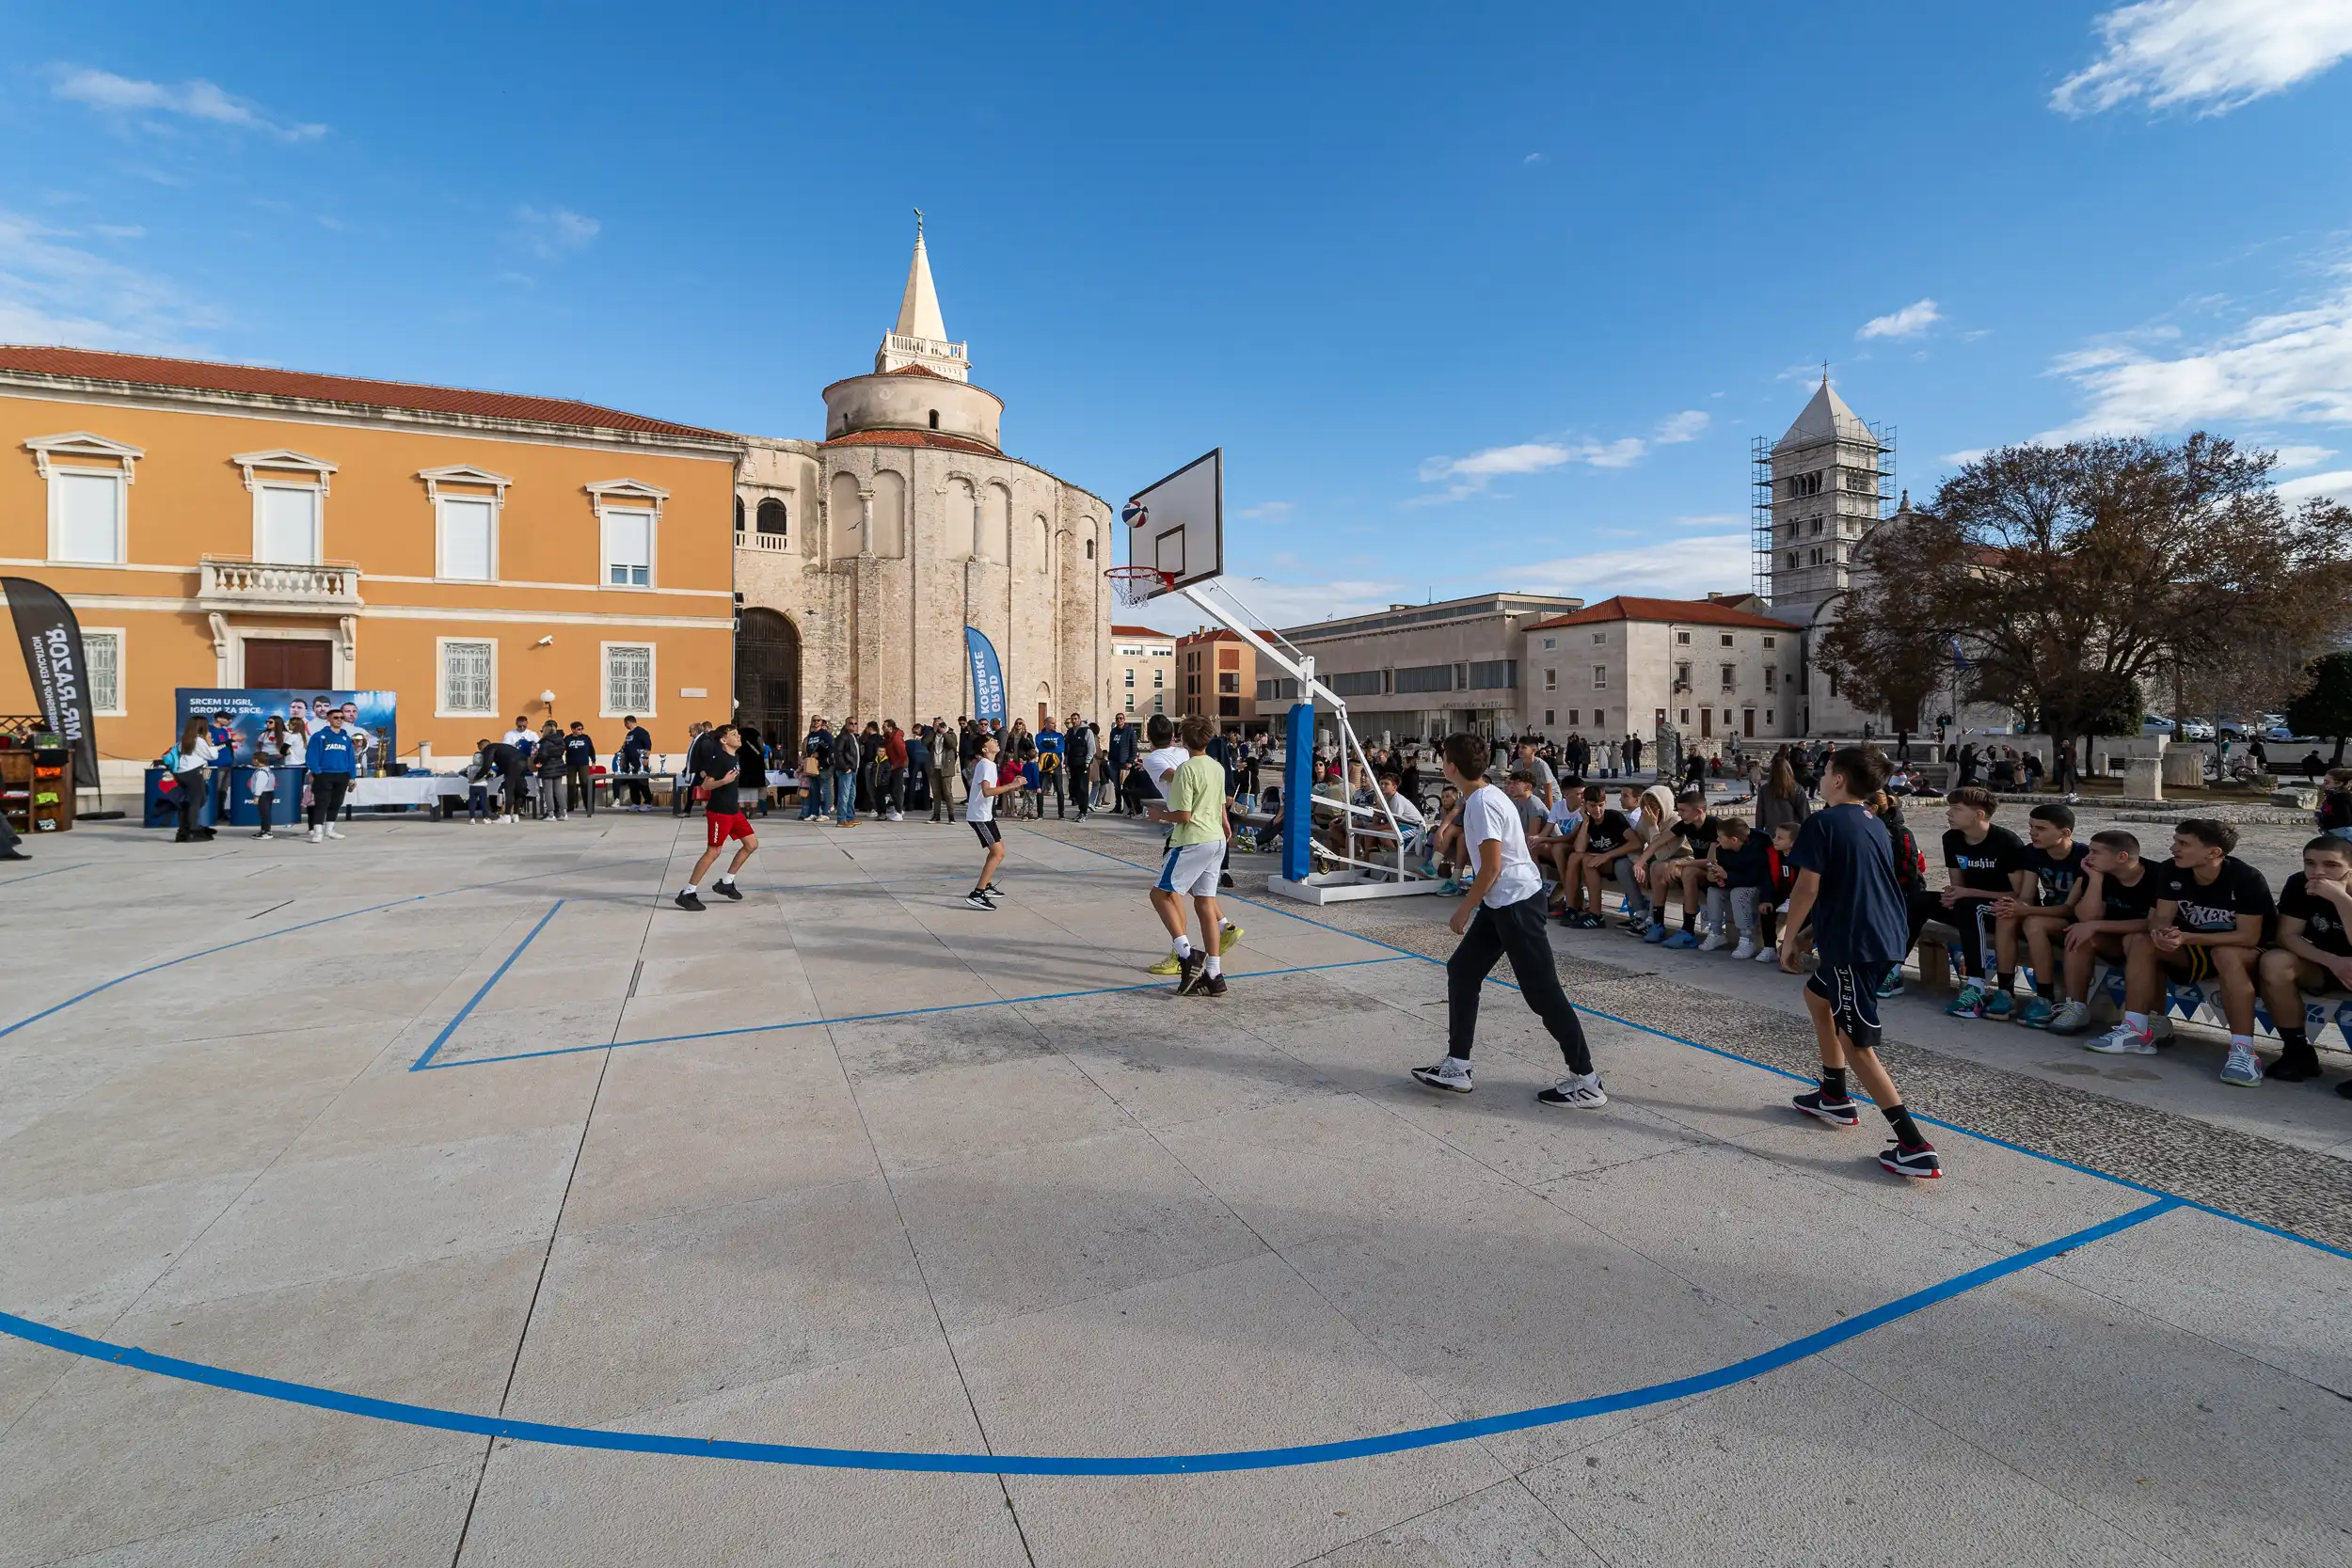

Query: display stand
left=0, top=741, right=74, bottom=835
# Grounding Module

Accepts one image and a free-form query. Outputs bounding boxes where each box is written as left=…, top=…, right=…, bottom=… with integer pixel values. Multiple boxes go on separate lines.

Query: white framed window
left=1676, top=631, right=1692, bottom=645
left=258, top=483, right=322, bottom=563
left=437, top=638, right=498, bottom=717
left=51, top=468, right=127, bottom=563
left=1124, top=669, right=1136, bottom=687
left=602, top=642, right=655, bottom=717
left=1153, top=669, right=1164, bottom=688
left=81, top=627, right=125, bottom=716
left=1592, top=666, right=1607, bottom=690
left=604, top=509, right=654, bottom=588
left=1540, top=637, right=1556, bottom=651
left=437, top=496, right=499, bottom=581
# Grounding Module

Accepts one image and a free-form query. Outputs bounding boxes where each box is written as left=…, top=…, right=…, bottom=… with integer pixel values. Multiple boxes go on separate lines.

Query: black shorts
left=970, top=819, right=1001, bottom=848
left=1806, top=962, right=1893, bottom=1050
left=2159, top=945, right=2218, bottom=983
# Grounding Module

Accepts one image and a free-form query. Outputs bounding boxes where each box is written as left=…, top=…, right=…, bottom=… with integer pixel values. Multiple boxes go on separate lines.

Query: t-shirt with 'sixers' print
left=2154, top=856, right=2275, bottom=934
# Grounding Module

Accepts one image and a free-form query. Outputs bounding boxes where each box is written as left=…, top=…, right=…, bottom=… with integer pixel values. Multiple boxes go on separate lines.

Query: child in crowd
left=2051, top=830, right=2156, bottom=1034
left=1908, top=786, right=2028, bottom=1020
left=2317, top=768, right=2352, bottom=842
left=1646, top=792, right=1717, bottom=949
left=1996, top=802, right=2090, bottom=1028
left=1565, top=784, right=1636, bottom=929
left=1702, top=813, right=1773, bottom=958
left=1867, top=794, right=1926, bottom=993
left=2255, top=835, right=2352, bottom=1086
left=1756, top=820, right=1802, bottom=959
left=2088, top=819, right=2274, bottom=1085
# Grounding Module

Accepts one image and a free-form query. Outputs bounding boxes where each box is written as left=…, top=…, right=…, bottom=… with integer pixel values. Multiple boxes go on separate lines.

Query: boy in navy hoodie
left=304, top=713, right=358, bottom=843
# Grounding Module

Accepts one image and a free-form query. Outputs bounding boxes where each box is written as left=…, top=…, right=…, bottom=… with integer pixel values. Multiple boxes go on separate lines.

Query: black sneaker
left=1198, top=973, right=1228, bottom=998
left=2337, top=1077, right=2352, bottom=1101
left=1535, top=1072, right=1608, bottom=1109
left=1219, top=872, right=1235, bottom=889
left=980, top=881, right=1004, bottom=895
left=1175, top=951, right=1207, bottom=995
left=1791, top=1088, right=1860, bottom=1126
left=713, top=880, right=743, bottom=901
left=1878, top=1142, right=1943, bottom=1180
left=2267, top=1042, right=2323, bottom=1083
left=675, top=891, right=706, bottom=911
left=965, top=891, right=995, bottom=911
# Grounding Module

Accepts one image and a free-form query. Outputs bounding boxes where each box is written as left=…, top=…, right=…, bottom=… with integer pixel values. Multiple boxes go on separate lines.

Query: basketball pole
left=1169, top=583, right=1436, bottom=904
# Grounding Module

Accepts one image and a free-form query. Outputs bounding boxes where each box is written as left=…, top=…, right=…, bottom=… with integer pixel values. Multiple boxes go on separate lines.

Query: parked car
left=2140, top=716, right=2176, bottom=736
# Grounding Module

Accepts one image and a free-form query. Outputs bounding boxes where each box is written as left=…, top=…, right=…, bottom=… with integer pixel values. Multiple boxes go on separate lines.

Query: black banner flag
left=2, top=577, right=101, bottom=787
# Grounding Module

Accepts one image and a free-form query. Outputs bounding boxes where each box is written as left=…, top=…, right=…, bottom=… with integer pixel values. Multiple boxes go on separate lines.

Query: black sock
left=1882, top=1102, right=1927, bottom=1148
left=2280, top=1025, right=2310, bottom=1052
left=1821, top=1067, right=1848, bottom=1100
left=2034, top=976, right=2055, bottom=1000
left=1995, top=970, right=2015, bottom=993
left=1681, top=904, right=1697, bottom=933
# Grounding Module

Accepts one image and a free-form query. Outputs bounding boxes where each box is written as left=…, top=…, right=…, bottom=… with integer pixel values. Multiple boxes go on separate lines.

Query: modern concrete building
left=1276, top=593, right=1583, bottom=743
left=1522, top=594, right=1806, bottom=751
left=1175, top=626, right=1274, bottom=732
left=1110, top=623, right=1173, bottom=720
left=731, top=221, right=1116, bottom=742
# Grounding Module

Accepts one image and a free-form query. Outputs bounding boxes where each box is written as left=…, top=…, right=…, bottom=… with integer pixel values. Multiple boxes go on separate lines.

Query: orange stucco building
left=0, top=347, right=739, bottom=776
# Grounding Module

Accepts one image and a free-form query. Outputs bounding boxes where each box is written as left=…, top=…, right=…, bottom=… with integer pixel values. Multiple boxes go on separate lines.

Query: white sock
left=1172, top=936, right=1191, bottom=958
left=718, top=874, right=735, bottom=885
left=2124, top=1010, right=2149, bottom=1033
left=683, top=884, right=697, bottom=895
left=2230, top=1033, right=2253, bottom=1050
left=1204, top=956, right=1221, bottom=977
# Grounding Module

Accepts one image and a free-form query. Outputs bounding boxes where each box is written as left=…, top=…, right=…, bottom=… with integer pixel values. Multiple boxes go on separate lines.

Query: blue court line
left=409, top=955, right=1412, bottom=1072
left=0, top=1196, right=2183, bottom=1475
left=405, top=901, right=566, bottom=1072
left=1041, top=828, right=2352, bottom=1264
left=0, top=860, right=90, bottom=887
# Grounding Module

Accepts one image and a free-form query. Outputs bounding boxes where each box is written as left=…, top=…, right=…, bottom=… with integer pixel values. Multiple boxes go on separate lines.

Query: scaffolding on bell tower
left=1754, top=417, right=1895, bottom=609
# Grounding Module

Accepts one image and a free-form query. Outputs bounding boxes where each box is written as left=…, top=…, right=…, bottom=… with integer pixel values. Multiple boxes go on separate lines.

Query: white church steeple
left=876, top=210, right=970, bottom=382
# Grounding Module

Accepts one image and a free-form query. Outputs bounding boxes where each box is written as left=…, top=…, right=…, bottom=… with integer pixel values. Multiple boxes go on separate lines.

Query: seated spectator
left=2318, top=768, right=2352, bottom=842
left=1358, top=769, right=1426, bottom=868
left=1867, top=793, right=1927, bottom=992
left=2051, top=831, right=2158, bottom=1035
left=1994, top=802, right=2089, bottom=1028
left=1646, top=792, right=1717, bottom=949
left=2087, top=819, right=2274, bottom=1085
left=2256, top=835, right=2352, bottom=1087
left=1906, top=787, right=2026, bottom=1020
left=1755, top=820, right=1802, bottom=958
left=1565, top=784, right=1637, bottom=929
left=1701, top=814, right=1772, bottom=958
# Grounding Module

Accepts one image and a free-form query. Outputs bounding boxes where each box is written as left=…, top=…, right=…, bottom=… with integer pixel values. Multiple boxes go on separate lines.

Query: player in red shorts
left=676, top=725, right=757, bottom=911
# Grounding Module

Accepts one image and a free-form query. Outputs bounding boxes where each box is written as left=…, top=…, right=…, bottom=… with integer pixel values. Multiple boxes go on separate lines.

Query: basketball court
left=2, top=808, right=2345, bottom=1566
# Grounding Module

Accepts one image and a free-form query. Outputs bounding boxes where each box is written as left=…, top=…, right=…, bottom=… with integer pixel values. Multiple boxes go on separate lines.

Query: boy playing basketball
left=1781, top=745, right=1943, bottom=1179
left=675, top=725, right=755, bottom=911
left=1153, top=715, right=1234, bottom=996
left=964, top=732, right=1024, bottom=910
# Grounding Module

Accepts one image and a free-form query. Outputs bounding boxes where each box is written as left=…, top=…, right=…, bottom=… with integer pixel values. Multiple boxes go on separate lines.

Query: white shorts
left=1156, top=840, right=1224, bottom=898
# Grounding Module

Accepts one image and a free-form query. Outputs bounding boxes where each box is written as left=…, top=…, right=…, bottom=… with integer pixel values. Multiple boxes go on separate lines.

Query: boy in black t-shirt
left=1701, top=815, right=1772, bottom=958
left=1903, top=786, right=2027, bottom=1020
left=1647, top=792, right=1716, bottom=947
left=2051, top=830, right=2158, bottom=1035
left=1781, top=745, right=1941, bottom=1179
left=2089, top=818, right=2273, bottom=1085
left=1996, top=802, right=2090, bottom=1029
left=1569, top=785, right=1638, bottom=930
left=675, top=726, right=757, bottom=911
left=2256, top=835, right=2352, bottom=1086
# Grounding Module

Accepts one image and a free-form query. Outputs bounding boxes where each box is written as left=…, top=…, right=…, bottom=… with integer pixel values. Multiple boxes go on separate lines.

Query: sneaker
left=964, top=891, right=995, bottom=911
left=1438, top=879, right=1464, bottom=896
left=2015, top=996, right=2056, bottom=1030
left=2338, top=1079, right=2352, bottom=1101
left=2046, top=999, right=2093, bottom=1035
left=1219, top=872, right=1235, bottom=889
left=1755, top=945, right=1782, bottom=963
left=981, top=881, right=1004, bottom=895
left=2219, top=1044, right=2265, bottom=1087
left=1573, top=912, right=1607, bottom=929
left=1731, top=938, right=1758, bottom=960
left=2085, top=1022, right=2157, bottom=1054
left=1791, top=1088, right=1860, bottom=1126
left=675, top=891, right=706, bottom=911
left=887, top=812, right=904, bottom=821
left=1984, top=990, right=2014, bottom=1021
left=255, top=831, right=274, bottom=840
left=1149, top=953, right=1186, bottom=976
left=1411, top=1057, right=1474, bottom=1093
left=308, top=827, right=325, bottom=844
left=2268, top=1041, right=2323, bottom=1082
left=326, top=826, right=345, bottom=840
left=1197, top=973, right=1229, bottom=998
left=1535, top=1071, right=1608, bottom=1108
left=2149, top=1014, right=2175, bottom=1043
left=1663, top=930, right=1699, bottom=950
left=1878, top=1142, right=1944, bottom=1180
left=1699, top=931, right=1728, bottom=953
left=1175, top=951, right=1207, bottom=995
left=1644, top=925, right=1669, bottom=944
left=1222, top=922, right=1245, bottom=948
left=1946, top=982, right=1987, bottom=1019
left=714, top=880, right=743, bottom=901
left=1876, top=971, right=1905, bottom=998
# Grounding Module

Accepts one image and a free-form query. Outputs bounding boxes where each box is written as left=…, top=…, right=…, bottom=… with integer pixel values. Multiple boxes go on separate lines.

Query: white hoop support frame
left=1105, top=565, right=1173, bottom=607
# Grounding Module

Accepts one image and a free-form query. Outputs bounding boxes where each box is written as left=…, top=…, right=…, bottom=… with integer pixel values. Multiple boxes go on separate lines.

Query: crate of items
left=0, top=737, right=75, bottom=833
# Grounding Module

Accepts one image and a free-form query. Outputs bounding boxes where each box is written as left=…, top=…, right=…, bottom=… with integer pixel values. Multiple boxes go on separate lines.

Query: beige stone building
left=1176, top=626, right=1276, bottom=732
left=730, top=224, right=1115, bottom=742
left=1110, top=624, right=1173, bottom=721
left=1521, top=595, right=1805, bottom=750
left=1276, top=593, right=1583, bottom=744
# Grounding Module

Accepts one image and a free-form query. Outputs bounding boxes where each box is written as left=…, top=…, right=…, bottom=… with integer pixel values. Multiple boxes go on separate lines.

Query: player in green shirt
left=1151, top=714, right=1234, bottom=996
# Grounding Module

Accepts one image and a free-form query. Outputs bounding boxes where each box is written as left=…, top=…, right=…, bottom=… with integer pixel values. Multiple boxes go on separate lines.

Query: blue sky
left=5, top=1, right=2350, bottom=634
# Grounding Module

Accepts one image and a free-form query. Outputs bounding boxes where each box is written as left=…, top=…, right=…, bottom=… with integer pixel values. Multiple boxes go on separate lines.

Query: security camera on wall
left=536, top=635, right=555, bottom=647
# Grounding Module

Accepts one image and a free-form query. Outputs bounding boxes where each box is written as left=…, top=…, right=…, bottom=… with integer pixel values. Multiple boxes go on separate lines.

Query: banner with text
left=964, top=626, right=1007, bottom=724
left=2, top=577, right=100, bottom=786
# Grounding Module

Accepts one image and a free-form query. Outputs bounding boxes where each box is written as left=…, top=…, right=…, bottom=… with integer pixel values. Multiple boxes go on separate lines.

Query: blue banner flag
left=964, top=627, right=1007, bottom=723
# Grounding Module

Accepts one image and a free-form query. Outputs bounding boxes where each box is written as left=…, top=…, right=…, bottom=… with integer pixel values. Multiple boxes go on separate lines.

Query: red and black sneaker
left=1791, top=1088, right=1860, bottom=1127
left=1878, top=1142, right=1943, bottom=1179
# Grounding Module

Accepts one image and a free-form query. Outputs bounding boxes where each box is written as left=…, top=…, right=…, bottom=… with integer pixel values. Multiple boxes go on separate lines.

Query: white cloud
left=1502, top=533, right=1755, bottom=601
left=1859, top=298, right=1942, bottom=340
left=1652, top=409, right=1709, bottom=444
left=1236, top=500, right=1295, bottom=520
left=2278, top=469, right=2352, bottom=506
left=1671, top=513, right=1741, bottom=529
left=1522, top=152, right=1543, bottom=165
left=512, top=205, right=600, bottom=260
left=52, top=67, right=326, bottom=140
left=2046, top=269, right=2352, bottom=436
left=2053, top=0, right=2352, bottom=116
left=1419, top=413, right=1706, bottom=499
left=88, top=223, right=145, bottom=239
left=0, top=209, right=218, bottom=351
left=2270, top=444, right=2336, bottom=471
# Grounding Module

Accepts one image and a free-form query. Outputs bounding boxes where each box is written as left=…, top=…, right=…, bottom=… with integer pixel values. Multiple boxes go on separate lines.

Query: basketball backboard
left=1120, top=448, right=1223, bottom=598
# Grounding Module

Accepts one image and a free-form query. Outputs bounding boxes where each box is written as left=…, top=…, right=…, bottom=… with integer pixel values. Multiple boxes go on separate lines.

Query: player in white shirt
left=1135, top=714, right=1246, bottom=975
left=962, top=733, right=1024, bottom=910
left=1412, top=733, right=1606, bottom=1108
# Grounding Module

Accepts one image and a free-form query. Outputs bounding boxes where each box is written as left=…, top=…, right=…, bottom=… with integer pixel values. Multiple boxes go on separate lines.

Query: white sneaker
left=1536, top=1072, right=1608, bottom=1109
left=2149, top=1014, right=2175, bottom=1043
left=1754, top=945, right=1781, bottom=963
left=1698, top=931, right=1728, bottom=953
left=307, top=826, right=324, bottom=843
left=1410, top=1057, right=1473, bottom=1094
left=499, top=815, right=515, bottom=824
left=2086, top=1022, right=2157, bottom=1055
left=2219, top=1044, right=2265, bottom=1086
left=1732, top=938, right=1759, bottom=960
left=325, top=826, right=345, bottom=840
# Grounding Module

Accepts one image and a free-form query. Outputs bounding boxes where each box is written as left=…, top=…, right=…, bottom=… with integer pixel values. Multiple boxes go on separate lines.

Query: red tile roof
left=1111, top=624, right=1173, bottom=638
left=1525, top=595, right=1799, bottom=633
left=0, top=344, right=730, bottom=441
left=821, top=428, right=999, bottom=456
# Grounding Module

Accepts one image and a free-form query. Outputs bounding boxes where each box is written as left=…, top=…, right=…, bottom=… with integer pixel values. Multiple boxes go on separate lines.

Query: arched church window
left=1085, top=537, right=1095, bottom=560
left=755, top=499, right=787, bottom=540
left=929, top=409, right=939, bottom=430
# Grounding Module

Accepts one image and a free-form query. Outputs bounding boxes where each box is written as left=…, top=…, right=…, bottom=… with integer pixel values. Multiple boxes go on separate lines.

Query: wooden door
left=1743, top=709, right=1756, bottom=737
left=246, top=639, right=333, bottom=689
left=1699, top=707, right=1712, bottom=738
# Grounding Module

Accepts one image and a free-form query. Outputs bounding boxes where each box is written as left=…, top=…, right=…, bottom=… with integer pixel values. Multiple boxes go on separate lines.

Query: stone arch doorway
left=736, top=608, right=802, bottom=754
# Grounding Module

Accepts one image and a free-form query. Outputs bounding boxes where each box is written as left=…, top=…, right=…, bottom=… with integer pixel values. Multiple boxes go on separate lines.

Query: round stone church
left=731, top=225, right=1116, bottom=743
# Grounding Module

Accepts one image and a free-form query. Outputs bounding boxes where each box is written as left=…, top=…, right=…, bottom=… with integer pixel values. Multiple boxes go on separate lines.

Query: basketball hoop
left=1105, top=565, right=1172, bottom=607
